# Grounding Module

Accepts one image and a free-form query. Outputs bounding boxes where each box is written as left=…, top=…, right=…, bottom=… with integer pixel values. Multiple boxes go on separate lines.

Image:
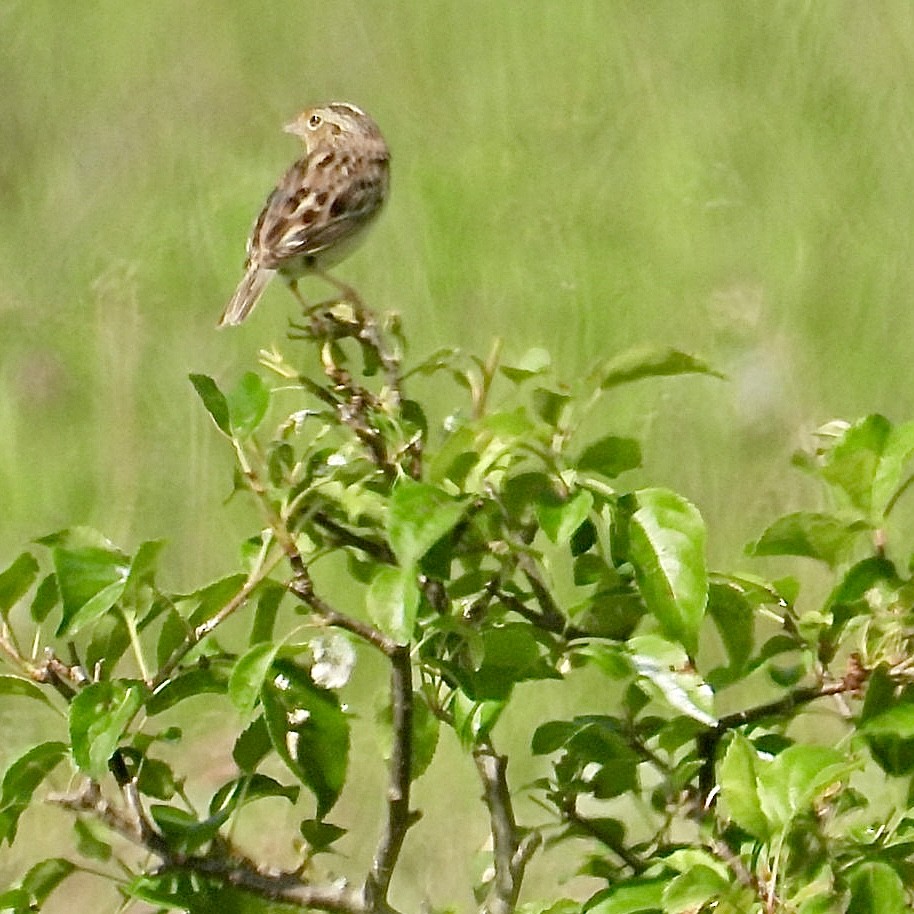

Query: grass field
left=4, top=1, right=914, bottom=908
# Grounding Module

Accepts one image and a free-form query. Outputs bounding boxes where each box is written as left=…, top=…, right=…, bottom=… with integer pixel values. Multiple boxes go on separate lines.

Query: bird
left=219, top=102, right=390, bottom=327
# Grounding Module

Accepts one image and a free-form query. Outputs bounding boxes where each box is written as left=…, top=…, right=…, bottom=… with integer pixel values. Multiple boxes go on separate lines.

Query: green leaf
left=626, top=635, right=716, bottom=726
left=862, top=703, right=914, bottom=775
left=0, top=675, right=58, bottom=713
left=532, top=387, right=571, bottom=426
left=757, top=744, right=856, bottom=828
left=627, top=488, right=708, bottom=655
left=228, top=371, right=270, bottom=438
left=20, top=857, right=76, bottom=907
left=662, top=865, right=730, bottom=913
left=596, top=346, right=722, bottom=391
left=74, top=817, right=113, bottom=861
left=123, top=539, right=166, bottom=605
left=0, top=741, right=68, bottom=845
left=52, top=542, right=130, bottom=637
left=500, top=347, right=551, bottom=382
left=366, top=566, right=420, bottom=644
left=233, top=715, right=272, bottom=774
left=586, top=877, right=666, bottom=913
left=706, top=581, right=754, bottom=683
left=261, top=660, right=349, bottom=818
left=229, top=641, right=282, bottom=720
left=300, top=818, right=347, bottom=853
left=747, top=511, right=867, bottom=566
left=69, top=680, right=147, bottom=779
left=250, top=581, right=284, bottom=645
left=376, top=690, right=440, bottom=781
left=30, top=573, right=59, bottom=623
left=719, top=733, right=768, bottom=840
left=847, top=861, right=907, bottom=914
left=451, top=693, right=505, bottom=747
left=456, top=623, right=560, bottom=700
left=821, top=415, right=896, bottom=518
left=146, top=665, right=231, bottom=716
left=209, top=773, right=299, bottom=817
left=150, top=804, right=231, bottom=854
left=0, top=552, right=39, bottom=619
left=537, top=489, right=593, bottom=544
left=577, top=435, right=642, bottom=478
left=386, top=479, right=468, bottom=567
left=189, top=373, right=231, bottom=435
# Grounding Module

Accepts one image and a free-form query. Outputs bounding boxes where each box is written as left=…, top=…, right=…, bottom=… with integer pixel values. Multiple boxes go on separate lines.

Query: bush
left=1, top=303, right=913, bottom=914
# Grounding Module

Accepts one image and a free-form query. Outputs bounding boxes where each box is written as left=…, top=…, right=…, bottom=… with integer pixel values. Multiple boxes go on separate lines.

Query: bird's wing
left=249, top=156, right=387, bottom=269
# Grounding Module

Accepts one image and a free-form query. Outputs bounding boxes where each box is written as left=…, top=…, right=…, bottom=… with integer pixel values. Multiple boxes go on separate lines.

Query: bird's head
left=283, top=103, right=382, bottom=153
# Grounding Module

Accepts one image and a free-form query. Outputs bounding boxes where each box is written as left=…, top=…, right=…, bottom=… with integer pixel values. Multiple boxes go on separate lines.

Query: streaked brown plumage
left=219, top=103, right=390, bottom=327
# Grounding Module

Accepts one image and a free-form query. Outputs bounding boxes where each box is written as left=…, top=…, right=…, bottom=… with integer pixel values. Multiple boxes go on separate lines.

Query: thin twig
left=154, top=548, right=283, bottom=688
left=697, top=663, right=868, bottom=800
left=312, top=512, right=397, bottom=565
left=288, top=569, right=399, bottom=657
left=559, top=799, right=645, bottom=874
left=49, top=783, right=384, bottom=914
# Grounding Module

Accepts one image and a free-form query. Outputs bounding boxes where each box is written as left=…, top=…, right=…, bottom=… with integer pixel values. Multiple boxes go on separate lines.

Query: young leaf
left=189, top=373, right=231, bottom=436
left=149, top=804, right=231, bottom=854
left=0, top=552, right=39, bottom=618
left=261, top=660, right=349, bottom=818
left=719, top=733, right=768, bottom=840
left=818, top=414, right=893, bottom=517
left=228, top=371, right=270, bottom=439
left=757, top=744, right=857, bottom=828
left=233, top=715, right=272, bottom=774
left=500, top=347, right=551, bottom=382
left=0, top=741, right=68, bottom=845
left=69, top=680, right=148, bottom=779
left=627, top=488, right=708, bottom=655
left=74, top=817, right=113, bottom=861
left=596, top=346, right=722, bottom=391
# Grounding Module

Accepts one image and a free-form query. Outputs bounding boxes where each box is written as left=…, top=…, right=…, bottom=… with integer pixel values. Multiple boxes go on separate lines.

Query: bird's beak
left=283, top=117, right=305, bottom=139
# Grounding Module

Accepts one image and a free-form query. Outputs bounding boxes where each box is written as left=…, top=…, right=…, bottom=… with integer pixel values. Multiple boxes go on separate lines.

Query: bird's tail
left=218, top=265, right=275, bottom=327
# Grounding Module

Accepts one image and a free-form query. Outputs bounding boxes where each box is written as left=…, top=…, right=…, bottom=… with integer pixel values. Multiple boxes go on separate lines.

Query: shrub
left=1, top=304, right=913, bottom=914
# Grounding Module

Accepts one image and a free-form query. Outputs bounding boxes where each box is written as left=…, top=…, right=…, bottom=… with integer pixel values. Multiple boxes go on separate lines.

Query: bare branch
left=472, top=740, right=537, bottom=914
left=364, top=644, right=416, bottom=910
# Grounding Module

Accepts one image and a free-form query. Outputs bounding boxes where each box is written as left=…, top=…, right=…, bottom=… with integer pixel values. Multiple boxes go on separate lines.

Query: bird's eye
left=308, top=114, right=322, bottom=128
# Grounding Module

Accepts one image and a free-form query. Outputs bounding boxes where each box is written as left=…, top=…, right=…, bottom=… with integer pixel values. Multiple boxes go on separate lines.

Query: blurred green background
left=4, top=0, right=914, bottom=908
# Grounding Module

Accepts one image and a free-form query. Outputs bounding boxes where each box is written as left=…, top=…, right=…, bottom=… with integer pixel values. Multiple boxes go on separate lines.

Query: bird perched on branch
left=219, top=102, right=390, bottom=327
